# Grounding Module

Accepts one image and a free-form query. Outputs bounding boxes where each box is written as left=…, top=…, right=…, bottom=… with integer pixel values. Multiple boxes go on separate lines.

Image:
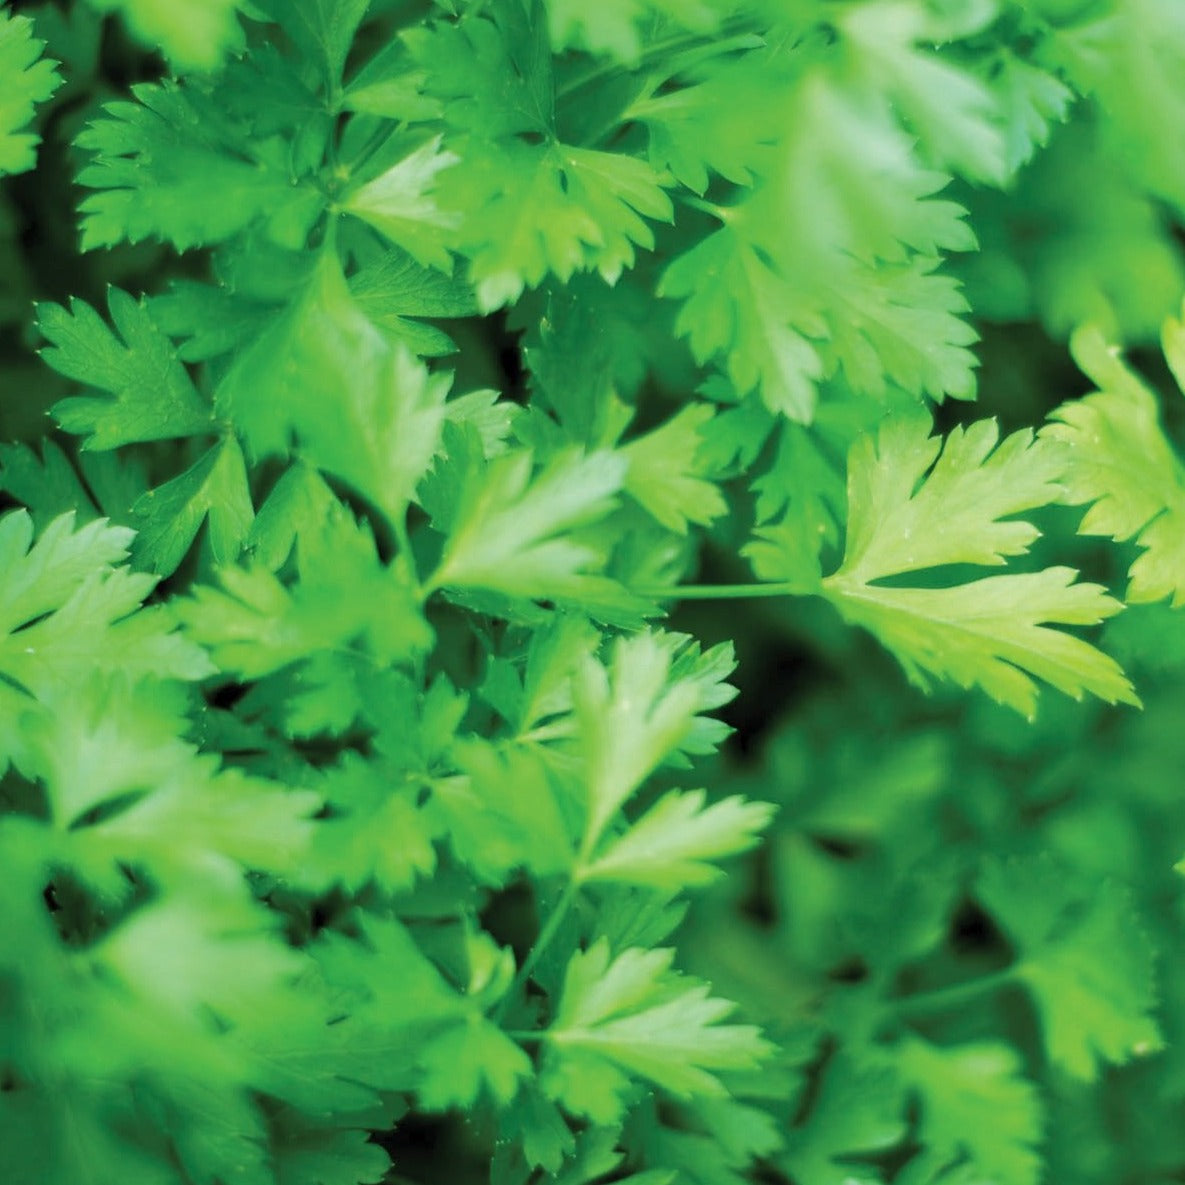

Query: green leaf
left=344, top=136, right=461, bottom=270
left=350, top=245, right=477, bottom=357
left=84, top=0, right=245, bottom=71
left=978, top=857, right=1163, bottom=1080
left=498, top=1088, right=575, bottom=1175
left=76, top=79, right=325, bottom=251
left=243, top=463, right=338, bottom=571
left=897, top=1037, right=1042, bottom=1185
left=0, top=441, right=98, bottom=529
left=218, top=253, right=450, bottom=523
left=256, top=0, right=369, bottom=89
left=405, top=2, right=672, bottom=308
left=181, top=501, right=431, bottom=678
left=0, top=511, right=211, bottom=727
left=0, top=1086, right=178, bottom=1185
left=661, top=222, right=823, bottom=422
left=432, top=446, right=647, bottom=618
left=573, top=631, right=736, bottom=859
left=989, top=52, right=1073, bottom=174
left=433, top=740, right=575, bottom=884
left=1043, top=320, right=1185, bottom=607
left=403, top=0, right=554, bottom=141
left=543, top=0, right=726, bottom=62
left=441, top=139, right=673, bottom=311
left=97, top=878, right=305, bottom=1031
left=0, top=6, right=60, bottom=176
left=272, top=1114, right=389, bottom=1185
left=41, top=290, right=214, bottom=450
left=0, top=510, right=130, bottom=634
left=303, top=752, right=439, bottom=892
left=15, top=672, right=316, bottom=878
left=837, top=0, right=1006, bottom=184
left=820, top=413, right=1137, bottom=716
left=312, top=917, right=532, bottom=1109
left=622, top=406, right=727, bottom=534
left=582, top=789, right=773, bottom=890
left=131, top=436, right=254, bottom=576
left=543, top=939, right=772, bottom=1123
left=779, top=1051, right=905, bottom=1185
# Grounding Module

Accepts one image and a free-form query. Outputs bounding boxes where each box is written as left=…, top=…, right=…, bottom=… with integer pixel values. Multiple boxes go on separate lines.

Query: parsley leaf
left=978, top=857, right=1163, bottom=1080
left=0, top=6, right=60, bottom=176
left=818, top=413, right=1137, bottom=716
left=622, top=405, right=727, bottom=534
left=430, top=445, right=648, bottom=619
left=84, top=0, right=245, bottom=72
left=1044, top=319, right=1185, bottom=607
left=40, top=290, right=214, bottom=450
left=543, top=0, right=726, bottom=62
left=897, top=1037, right=1042, bottom=1185
left=131, top=436, right=254, bottom=576
left=0, top=511, right=210, bottom=733
left=181, top=500, right=431, bottom=680
left=573, top=632, right=736, bottom=857
left=581, top=789, right=773, bottom=890
left=76, top=79, right=325, bottom=251
left=407, top=2, right=672, bottom=309
left=218, top=253, right=449, bottom=524
left=542, top=939, right=772, bottom=1123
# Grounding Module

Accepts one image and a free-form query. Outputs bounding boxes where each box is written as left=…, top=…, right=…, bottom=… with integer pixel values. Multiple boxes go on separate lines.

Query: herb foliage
left=2, top=2, right=1185, bottom=1184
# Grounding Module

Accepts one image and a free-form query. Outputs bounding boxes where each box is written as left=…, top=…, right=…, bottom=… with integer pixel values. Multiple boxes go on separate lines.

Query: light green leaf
left=897, top=1037, right=1042, bottom=1185
left=544, top=0, right=725, bottom=62
left=433, top=741, right=575, bottom=883
left=181, top=502, right=431, bottom=678
left=978, top=857, right=1162, bottom=1080
left=543, top=940, right=771, bottom=1123
left=573, top=632, right=736, bottom=856
left=218, top=253, right=450, bottom=523
left=0, top=512, right=211, bottom=736
left=622, top=406, right=727, bottom=533
left=820, top=413, right=1136, bottom=716
left=41, top=289, right=214, bottom=450
left=990, top=52, right=1073, bottom=173
left=661, top=224, right=823, bottom=423
left=443, top=139, right=672, bottom=311
left=0, top=7, right=60, bottom=175
left=1043, top=320, right=1185, bottom=606
left=131, top=436, right=254, bottom=576
left=344, top=136, right=461, bottom=270
left=582, top=789, right=773, bottom=890
left=432, top=446, right=645, bottom=616
left=838, top=0, right=1005, bottom=184
left=84, top=0, right=244, bottom=71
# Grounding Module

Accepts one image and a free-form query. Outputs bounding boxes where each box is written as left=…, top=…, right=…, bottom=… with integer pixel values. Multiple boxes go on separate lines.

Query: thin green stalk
left=635, top=581, right=802, bottom=601
left=518, top=720, right=577, bottom=745
left=556, top=17, right=757, bottom=99
left=493, top=880, right=580, bottom=1024
left=393, top=512, right=421, bottom=596
left=891, top=968, right=1019, bottom=1018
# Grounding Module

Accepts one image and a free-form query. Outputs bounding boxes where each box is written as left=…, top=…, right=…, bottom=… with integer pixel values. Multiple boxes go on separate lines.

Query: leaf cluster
left=1, top=2, right=1184, bottom=1185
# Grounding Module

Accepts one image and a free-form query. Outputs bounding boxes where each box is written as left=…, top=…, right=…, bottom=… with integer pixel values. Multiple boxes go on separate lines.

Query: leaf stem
left=891, top=968, right=1019, bottom=1017
left=493, top=880, right=580, bottom=1024
left=518, top=720, right=576, bottom=744
left=634, top=581, right=802, bottom=601
left=556, top=17, right=758, bottom=100
left=393, top=512, right=421, bottom=595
